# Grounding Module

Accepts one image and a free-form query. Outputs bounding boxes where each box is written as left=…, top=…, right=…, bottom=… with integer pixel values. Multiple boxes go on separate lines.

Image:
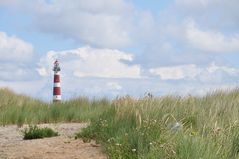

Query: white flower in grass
left=132, top=148, right=136, bottom=152
left=170, top=122, right=183, bottom=132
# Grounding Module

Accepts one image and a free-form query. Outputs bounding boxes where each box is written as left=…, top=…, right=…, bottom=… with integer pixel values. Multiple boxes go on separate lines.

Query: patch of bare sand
left=0, top=123, right=106, bottom=159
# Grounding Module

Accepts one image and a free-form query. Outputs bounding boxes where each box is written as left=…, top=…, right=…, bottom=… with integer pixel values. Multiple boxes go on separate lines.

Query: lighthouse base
left=53, top=95, right=61, bottom=103
left=53, top=99, right=61, bottom=103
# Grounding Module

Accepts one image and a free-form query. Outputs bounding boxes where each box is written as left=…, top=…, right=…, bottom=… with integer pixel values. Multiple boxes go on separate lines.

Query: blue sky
left=0, top=0, right=239, bottom=101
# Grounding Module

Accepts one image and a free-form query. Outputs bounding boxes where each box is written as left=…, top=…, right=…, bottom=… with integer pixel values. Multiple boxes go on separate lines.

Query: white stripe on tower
left=53, top=95, right=62, bottom=100
left=54, top=82, right=61, bottom=87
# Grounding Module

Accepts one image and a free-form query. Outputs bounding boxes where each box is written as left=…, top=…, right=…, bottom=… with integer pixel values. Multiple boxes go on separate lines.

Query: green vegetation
left=0, top=88, right=110, bottom=126
left=23, top=125, right=58, bottom=140
left=78, top=90, right=239, bottom=159
left=2, top=87, right=239, bottom=158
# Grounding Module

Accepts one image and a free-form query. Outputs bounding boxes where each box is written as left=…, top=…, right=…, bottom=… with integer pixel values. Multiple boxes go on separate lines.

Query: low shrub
left=23, top=125, right=58, bottom=140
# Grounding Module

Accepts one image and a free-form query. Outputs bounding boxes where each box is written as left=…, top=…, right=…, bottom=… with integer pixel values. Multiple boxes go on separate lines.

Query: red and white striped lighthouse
left=53, top=60, right=61, bottom=102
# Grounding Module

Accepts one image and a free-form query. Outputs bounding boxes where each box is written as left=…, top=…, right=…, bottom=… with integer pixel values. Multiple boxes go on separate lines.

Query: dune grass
left=0, top=88, right=110, bottom=126
left=77, top=90, right=239, bottom=159
left=2, top=87, right=239, bottom=158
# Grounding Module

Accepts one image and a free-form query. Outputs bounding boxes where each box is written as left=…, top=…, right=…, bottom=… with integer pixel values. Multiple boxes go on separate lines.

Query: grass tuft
left=23, top=125, right=58, bottom=140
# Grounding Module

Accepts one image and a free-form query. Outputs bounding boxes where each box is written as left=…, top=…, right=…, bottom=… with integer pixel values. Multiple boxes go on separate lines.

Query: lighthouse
left=53, top=60, right=61, bottom=102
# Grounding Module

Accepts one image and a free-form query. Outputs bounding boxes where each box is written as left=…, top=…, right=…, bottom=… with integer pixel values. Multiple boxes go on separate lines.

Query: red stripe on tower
left=54, top=75, right=60, bottom=83
left=53, top=60, right=61, bottom=102
left=53, top=87, right=61, bottom=95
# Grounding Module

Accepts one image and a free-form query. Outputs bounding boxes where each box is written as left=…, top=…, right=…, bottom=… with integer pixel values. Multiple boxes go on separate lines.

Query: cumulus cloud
left=0, top=32, right=33, bottom=62
left=0, top=1, right=239, bottom=100
left=0, top=31, right=37, bottom=81
left=149, top=64, right=201, bottom=80
left=34, top=46, right=142, bottom=100
left=38, top=46, right=141, bottom=78
left=186, top=21, right=239, bottom=53
left=149, top=62, right=239, bottom=82
left=206, top=62, right=238, bottom=75
left=33, top=0, right=134, bottom=48
left=0, top=0, right=158, bottom=49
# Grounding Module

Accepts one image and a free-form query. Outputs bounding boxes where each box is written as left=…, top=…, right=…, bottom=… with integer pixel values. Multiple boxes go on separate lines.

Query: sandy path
left=0, top=123, right=106, bottom=159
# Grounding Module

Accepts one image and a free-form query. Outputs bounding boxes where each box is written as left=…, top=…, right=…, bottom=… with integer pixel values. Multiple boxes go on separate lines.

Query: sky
left=0, top=0, right=239, bottom=101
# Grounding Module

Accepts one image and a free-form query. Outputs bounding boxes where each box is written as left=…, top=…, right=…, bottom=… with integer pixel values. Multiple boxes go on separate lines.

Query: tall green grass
left=2, top=87, right=239, bottom=158
left=78, top=89, right=239, bottom=159
left=0, top=88, right=110, bottom=126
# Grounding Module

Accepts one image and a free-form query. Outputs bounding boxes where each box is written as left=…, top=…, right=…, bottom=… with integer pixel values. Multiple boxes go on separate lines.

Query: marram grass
left=0, top=88, right=110, bottom=126
left=2, top=87, right=239, bottom=158
left=78, top=89, right=239, bottom=159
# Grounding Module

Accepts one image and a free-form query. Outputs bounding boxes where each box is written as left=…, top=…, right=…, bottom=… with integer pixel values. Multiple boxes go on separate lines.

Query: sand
left=0, top=123, right=106, bottom=159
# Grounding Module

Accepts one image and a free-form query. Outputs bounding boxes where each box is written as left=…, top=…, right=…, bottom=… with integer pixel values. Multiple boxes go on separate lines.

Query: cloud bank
left=0, top=0, right=239, bottom=100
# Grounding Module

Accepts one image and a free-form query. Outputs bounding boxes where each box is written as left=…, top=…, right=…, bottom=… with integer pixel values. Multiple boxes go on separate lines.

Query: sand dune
left=0, top=123, right=106, bottom=159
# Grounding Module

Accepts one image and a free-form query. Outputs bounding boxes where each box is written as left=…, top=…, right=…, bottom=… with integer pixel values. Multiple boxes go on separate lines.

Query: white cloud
left=0, top=32, right=33, bottom=62
left=38, top=46, right=141, bottom=79
left=0, top=0, right=158, bottom=49
left=207, top=62, right=238, bottom=76
left=32, top=0, right=134, bottom=48
left=149, top=64, right=201, bottom=80
left=1, top=1, right=239, bottom=100
left=186, top=21, right=239, bottom=52
left=149, top=63, right=239, bottom=81
left=0, top=31, right=37, bottom=81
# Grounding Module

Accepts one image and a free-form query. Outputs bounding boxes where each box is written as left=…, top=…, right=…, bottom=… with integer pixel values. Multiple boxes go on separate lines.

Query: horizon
left=0, top=0, right=239, bottom=101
